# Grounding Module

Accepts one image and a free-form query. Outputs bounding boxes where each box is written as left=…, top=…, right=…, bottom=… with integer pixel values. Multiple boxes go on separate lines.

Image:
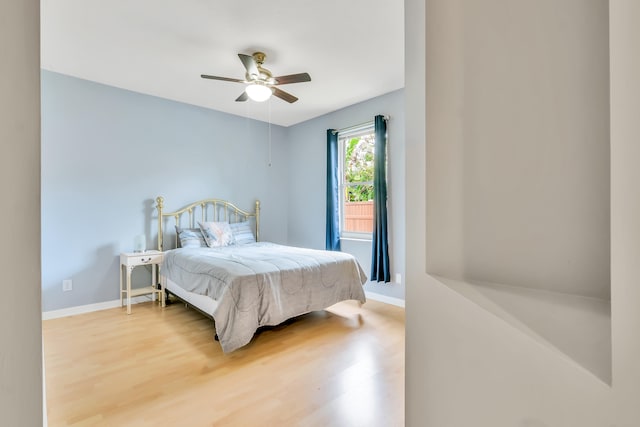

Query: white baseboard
left=43, top=292, right=404, bottom=320
left=365, top=291, right=405, bottom=308
left=42, top=295, right=154, bottom=320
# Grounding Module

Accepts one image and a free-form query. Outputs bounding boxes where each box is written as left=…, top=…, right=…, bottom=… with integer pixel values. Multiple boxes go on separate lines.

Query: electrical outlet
left=62, top=279, right=73, bottom=292
left=395, top=273, right=402, bottom=284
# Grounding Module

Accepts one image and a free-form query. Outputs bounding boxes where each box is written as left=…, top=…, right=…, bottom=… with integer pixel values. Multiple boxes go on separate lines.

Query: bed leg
left=214, top=334, right=219, bottom=341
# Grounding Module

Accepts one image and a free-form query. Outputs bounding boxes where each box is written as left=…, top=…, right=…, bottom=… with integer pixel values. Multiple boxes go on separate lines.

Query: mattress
left=165, top=277, right=218, bottom=316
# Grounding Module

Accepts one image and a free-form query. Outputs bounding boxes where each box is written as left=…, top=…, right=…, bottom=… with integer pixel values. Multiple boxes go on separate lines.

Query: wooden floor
left=43, top=299, right=405, bottom=427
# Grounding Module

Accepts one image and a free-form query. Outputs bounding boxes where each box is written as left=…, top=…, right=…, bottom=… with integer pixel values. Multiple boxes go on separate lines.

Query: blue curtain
left=371, top=115, right=390, bottom=282
left=326, top=129, right=341, bottom=251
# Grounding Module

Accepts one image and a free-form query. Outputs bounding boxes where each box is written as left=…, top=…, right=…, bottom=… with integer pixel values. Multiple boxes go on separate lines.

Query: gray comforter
left=161, top=242, right=367, bottom=352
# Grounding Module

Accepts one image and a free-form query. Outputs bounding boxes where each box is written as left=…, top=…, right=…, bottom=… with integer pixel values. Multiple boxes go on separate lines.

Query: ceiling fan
left=201, top=52, right=311, bottom=103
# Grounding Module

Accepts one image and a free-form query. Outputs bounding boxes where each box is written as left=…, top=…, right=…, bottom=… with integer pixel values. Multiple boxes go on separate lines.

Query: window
left=338, top=124, right=377, bottom=238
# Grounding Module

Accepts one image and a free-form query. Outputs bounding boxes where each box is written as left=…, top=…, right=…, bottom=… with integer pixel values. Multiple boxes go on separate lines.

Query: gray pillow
left=175, top=226, right=207, bottom=248
left=230, top=221, right=256, bottom=245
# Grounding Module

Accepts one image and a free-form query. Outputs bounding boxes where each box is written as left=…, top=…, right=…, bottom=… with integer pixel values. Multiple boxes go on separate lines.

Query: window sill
left=340, top=237, right=372, bottom=243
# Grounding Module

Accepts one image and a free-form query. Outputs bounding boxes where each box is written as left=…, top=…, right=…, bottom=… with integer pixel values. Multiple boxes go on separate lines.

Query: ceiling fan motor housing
left=247, top=52, right=273, bottom=82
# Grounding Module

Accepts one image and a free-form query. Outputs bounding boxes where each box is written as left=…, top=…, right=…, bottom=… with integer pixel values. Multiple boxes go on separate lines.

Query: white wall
left=610, top=0, right=640, bottom=420
left=0, top=1, right=43, bottom=425
left=405, top=0, right=640, bottom=425
left=404, top=0, right=428, bottom=422
left=286, top=90, right=406, bottom=300
left=426, top=0, right=610, bottom=299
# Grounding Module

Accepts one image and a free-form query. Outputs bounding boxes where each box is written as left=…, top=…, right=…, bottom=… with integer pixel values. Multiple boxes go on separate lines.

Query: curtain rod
left=331, top=115, right=389, bottom=135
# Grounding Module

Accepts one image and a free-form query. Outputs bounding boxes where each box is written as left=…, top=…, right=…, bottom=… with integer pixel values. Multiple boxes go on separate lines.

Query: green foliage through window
left=344, top=135, right=375, bottom=202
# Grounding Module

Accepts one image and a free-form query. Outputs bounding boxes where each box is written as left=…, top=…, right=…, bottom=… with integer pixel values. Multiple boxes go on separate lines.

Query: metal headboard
left=155, top=196, right=260, bottom=251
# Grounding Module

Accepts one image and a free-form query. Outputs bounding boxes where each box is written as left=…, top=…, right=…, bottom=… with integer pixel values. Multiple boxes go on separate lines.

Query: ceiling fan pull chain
left=268, top=98, right=272, bottom=167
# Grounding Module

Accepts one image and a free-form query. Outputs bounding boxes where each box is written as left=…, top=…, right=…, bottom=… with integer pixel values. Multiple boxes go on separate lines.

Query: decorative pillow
left=230, top=221, right=256, bottom=245
left=198, top=221, right=235, bottom=248
left=175, top=226, right=207, bottom=248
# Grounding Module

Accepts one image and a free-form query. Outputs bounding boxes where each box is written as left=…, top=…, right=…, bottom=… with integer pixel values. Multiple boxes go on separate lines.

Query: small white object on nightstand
left=119, top=250, right=165, bottom=314
left=133, top=234, right=146, bottom=253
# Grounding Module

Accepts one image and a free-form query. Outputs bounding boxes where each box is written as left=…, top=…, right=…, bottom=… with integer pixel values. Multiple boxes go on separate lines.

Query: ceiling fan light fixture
left=245, top=83, right=272, bottom=102
left=201, top=52, right=310, bottom=103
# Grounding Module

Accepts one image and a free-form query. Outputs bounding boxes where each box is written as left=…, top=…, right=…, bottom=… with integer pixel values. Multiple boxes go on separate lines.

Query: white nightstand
left=119, top=250, right=165, bottom=314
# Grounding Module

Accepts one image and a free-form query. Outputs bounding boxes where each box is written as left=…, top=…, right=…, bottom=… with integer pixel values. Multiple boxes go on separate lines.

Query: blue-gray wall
left=41, top=71, right=289, bottom=311
left=41, top=71, right=405, bottom=311
left=286, top=90, right=406, bottom=301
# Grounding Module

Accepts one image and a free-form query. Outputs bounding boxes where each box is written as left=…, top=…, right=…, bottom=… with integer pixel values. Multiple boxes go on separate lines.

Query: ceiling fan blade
left=273, top=73, right=311, bottom=85
left=235, top=91, right=248, bottom=102
left=272, top=87, right=299, bottom=103
left=238, top=54, right=259, bottom=78
left=201, top=74, right=244, bottom=83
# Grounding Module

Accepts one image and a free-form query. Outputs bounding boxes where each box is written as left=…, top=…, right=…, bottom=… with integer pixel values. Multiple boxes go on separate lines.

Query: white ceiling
left=41, top=0, right=405, bottom=127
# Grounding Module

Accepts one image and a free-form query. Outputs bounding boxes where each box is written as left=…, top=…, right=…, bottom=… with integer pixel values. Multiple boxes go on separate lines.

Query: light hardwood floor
left=43, top=299, right=405, bottom=427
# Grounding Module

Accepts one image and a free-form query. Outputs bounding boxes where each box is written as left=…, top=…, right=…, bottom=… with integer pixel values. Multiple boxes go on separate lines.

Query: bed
left=155, top=196, right=367, bottom=352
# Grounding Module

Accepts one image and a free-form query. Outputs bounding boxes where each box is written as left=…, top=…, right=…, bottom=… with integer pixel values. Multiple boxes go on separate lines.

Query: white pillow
left=198, top=221, right=235, bottom=248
